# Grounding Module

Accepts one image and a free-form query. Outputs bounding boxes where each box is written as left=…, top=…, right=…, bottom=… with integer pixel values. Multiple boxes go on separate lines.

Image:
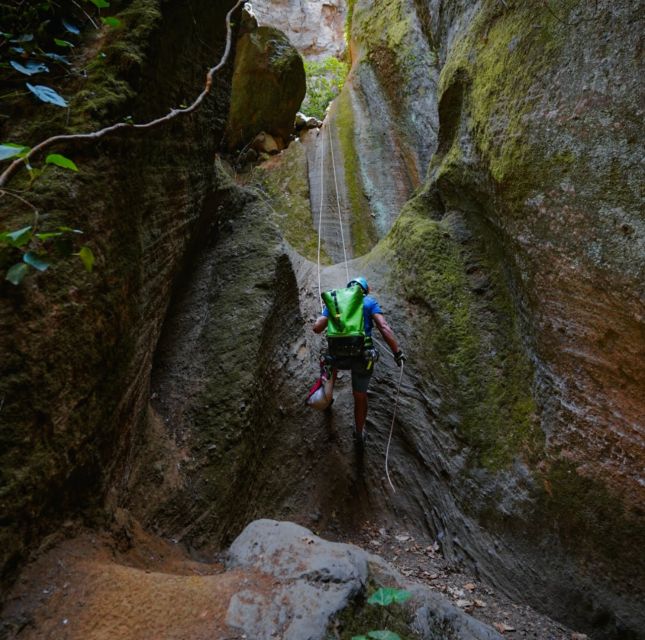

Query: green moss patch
left=438, top=0, right=577, bottom=204
left=248, top=141, right=330, bottom=263
left=536, top=460, right=645, bottom=582
left=386, top=193, right=542, bottom=469
left=335, top=88, right=378, bottom=256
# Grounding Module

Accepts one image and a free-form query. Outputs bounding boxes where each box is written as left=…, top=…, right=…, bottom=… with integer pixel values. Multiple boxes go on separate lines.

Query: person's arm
left=373, top=313, right=405, bottom=365
left=313, top=315, right=328, bottom=334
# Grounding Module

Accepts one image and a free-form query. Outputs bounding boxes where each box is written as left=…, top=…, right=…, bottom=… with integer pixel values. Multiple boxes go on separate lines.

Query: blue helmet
left=347, top=277, right=369, bottom=294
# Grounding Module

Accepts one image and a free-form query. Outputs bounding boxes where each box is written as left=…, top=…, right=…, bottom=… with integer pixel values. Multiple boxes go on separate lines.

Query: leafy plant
left=0, top=150, right=92, bottom=285
left=367, top=588, right=412, bottom=607
left=26, top=82, right=68, bottom=107
left=301, top=56, right=349, bottom=120
left=0, top=224, right=93, bottom=285
left=350, top=587, right=413, bottom=640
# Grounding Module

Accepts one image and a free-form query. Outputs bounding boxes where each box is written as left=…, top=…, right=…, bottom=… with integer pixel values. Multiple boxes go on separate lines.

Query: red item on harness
left=305, top=362, right=334, bottom=410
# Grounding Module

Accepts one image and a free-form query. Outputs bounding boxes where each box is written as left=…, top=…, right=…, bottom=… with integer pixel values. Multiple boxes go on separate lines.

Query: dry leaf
left=493, top=622, right=516, bottom=633
left=464, top=582, right=476, bottom=591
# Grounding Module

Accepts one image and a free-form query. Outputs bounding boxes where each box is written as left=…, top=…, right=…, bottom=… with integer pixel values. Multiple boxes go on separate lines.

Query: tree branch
left=0, top=0, right=244, bottom=190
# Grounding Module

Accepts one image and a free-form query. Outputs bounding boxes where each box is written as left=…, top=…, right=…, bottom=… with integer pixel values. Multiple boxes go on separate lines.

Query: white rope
left=385, top=362, right=404, bottom=493
left=317, top=125, right=325, bottom=312
left=327, top=119, right=350, bottom=284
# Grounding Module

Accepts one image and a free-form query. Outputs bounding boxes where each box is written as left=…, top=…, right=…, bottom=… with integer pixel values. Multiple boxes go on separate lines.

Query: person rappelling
left=308, top=276, right=405, bottom=446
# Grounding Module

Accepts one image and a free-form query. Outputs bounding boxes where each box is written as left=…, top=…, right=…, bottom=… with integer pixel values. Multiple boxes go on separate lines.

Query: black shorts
left=333, top=356, right=373, bottom=393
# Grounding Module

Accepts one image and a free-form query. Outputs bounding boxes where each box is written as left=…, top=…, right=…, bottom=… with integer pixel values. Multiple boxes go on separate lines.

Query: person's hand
left=394, top=350, right=406, bottom=367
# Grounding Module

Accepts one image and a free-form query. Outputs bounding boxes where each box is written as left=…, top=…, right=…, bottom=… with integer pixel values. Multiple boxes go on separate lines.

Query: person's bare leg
left=353, top=390, right=368, bottom=433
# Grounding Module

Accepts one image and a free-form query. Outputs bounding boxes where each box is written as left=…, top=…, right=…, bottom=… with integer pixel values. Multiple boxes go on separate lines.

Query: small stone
left=455, top=599, right=473, bottom=608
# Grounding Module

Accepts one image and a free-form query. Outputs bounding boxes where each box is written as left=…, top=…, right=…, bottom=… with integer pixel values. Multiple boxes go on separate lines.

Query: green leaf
left=368, top=632, right=401, bottom=640
left=0, top=143, right=30, bottom=161
left=89, top=0, right=110, bottom=7
left=23, top=251, right=50, bottom=271
left=35, top=231, right=64, bottom=240
left=58, top=226, right=83, bottom=234
left=101, top=16, right=121, bottom=27
left=62, top=19, right=80, bottom=35
left=46, top=153, right=78, bottom=171
left=10, top=34, right=34, bottom=43
left=54, top=38, right=75, bottom=48
left=26, top=83, right=68, bottom=107
left=10, top=60, right=49, bottom=76
left=43, top=52, right=71, bottom=65
left=5, top=226, right=33, bottom=247
left=5, top=262, right=29, bottom=285
left=367, top=588, right=412, bottom=607
left=351, top=636, right=369, bottom=640
left=76, top=246, right=94, bottom=272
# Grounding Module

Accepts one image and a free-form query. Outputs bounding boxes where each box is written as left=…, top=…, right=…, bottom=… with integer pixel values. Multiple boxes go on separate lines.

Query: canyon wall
left=0, top=0, right=240, bottom=588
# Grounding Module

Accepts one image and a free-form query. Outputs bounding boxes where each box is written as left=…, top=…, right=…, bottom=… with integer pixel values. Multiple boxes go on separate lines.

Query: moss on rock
left=226, top=26, right=306, bottom=150
left=437, top=0, right=577, bottom=204
left=386, top=192, right=542, bottom=469
left=335, top=88, right=379, bottom=257
left=249, top=140, right=331, bottom=263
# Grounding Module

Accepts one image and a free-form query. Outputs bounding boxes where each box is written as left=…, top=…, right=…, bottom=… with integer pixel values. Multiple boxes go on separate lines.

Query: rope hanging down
left=385, top=361, right=405, bottom=492
left=326, top=120, right=350, bottom=284
left=316, top=124, right=326, bottom=312
left=314, top=115, right=402, bottom=493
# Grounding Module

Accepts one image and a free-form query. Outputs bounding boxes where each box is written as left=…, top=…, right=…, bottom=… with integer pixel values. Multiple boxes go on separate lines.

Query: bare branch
left=1, top=189, right=40, bottom=216
left=72, top=0, right=99, bottom=29
left=0, top=0, right=244, bottom=190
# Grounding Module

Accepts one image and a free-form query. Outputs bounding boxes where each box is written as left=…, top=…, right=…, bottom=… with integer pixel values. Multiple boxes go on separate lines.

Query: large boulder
left=225, top=519, right=502, bottom=640
left=226, top=26, right=306, bottom=150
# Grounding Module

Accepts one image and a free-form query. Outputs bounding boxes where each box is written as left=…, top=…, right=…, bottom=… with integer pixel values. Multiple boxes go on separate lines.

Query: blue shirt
left=322, top=295, right=382, bottom=336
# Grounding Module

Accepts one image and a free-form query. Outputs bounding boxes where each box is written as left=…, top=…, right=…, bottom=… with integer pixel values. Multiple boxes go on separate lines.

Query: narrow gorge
left=0, top=1, right=642, bottom=639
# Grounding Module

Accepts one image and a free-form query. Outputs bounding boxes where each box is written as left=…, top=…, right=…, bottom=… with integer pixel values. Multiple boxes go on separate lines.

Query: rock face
left=0, top=0, right=240, bottom=591
left=226, top=519, right=503, bottom=640
left=0, top=518, right=504, bottom=639
left=226, top=25, right=306, bottom=150
left=301, top=0, right=440, bottom=261
left=250, top=0, right=347, bottom=60
left=139, top=0, right=643, bottom=637
left=337, top=0, right=644, bottom=636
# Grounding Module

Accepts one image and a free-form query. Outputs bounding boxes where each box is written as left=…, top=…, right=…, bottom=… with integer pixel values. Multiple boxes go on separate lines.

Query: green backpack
left=321, top=284, right=366, bottom=357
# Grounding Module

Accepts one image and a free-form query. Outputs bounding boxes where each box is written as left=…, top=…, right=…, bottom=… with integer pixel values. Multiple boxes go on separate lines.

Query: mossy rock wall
left=350, top=0, right=440, bottom=179
left=372, top=0, right=644, bottom=635
left=0, top=0, right=240, bottom=591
